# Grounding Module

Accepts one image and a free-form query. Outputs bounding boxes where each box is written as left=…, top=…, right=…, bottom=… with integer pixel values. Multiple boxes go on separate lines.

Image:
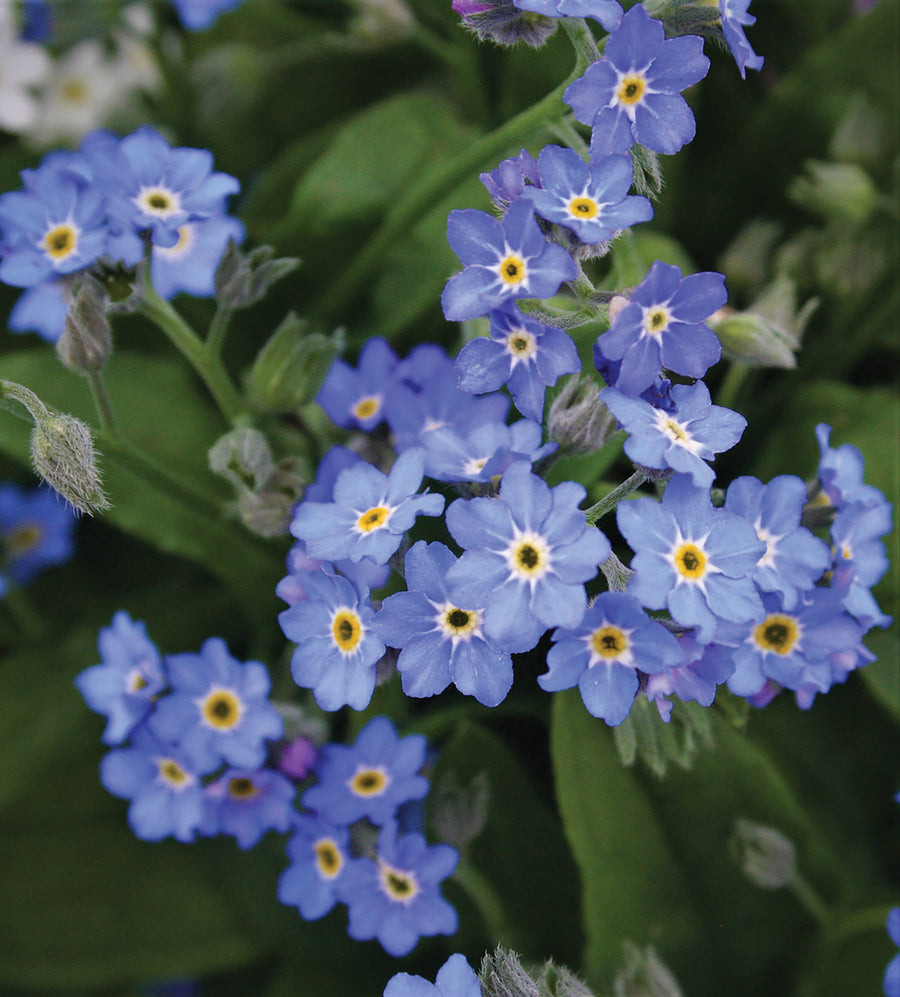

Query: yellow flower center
left=227, top=776, right=259, bottom=800
left=5, top=523, right=42, bottom=555
left=126, top=668, right=149, bottom=694
left=155, top=225, right=194, bottom=258
left=314, top=839, right=343, bottom=879
left=507, top=532, right=550, bottom=581
left=331, top=609, right=362, bottom=653
left=673, top=542, right=707, bottom=580
left=644, top=306, right=670, bottom=338
left=379, top=862, right=419, bottom=903
left=498, top=254, right=527, bottom=286
left=137, top=186, right=180, bottom=218
left=591, top=625, right=629, bottom=659
left=356, top=506, right=390, bottom=532
left=61, top=79, right=88, bottom=103
left=42, top=223, right=78, bottom=261
left=349, top=766, right=390, bottom=797
left=158, top=758, right=189, bottom=788
left=352, top=396, right=380, bottom=421
left=201, top=688, right=243, bottom=730
left=753, top=614, right=799, bottom=655
left=617, top=73, right=647, bottom=106
left=505, top=328, right=536, bottom=360
left=663, top=418, right=689, bottom=443
left=442, top=606, right=479, bottom=639
left=568, top=196, right=599, bottom=219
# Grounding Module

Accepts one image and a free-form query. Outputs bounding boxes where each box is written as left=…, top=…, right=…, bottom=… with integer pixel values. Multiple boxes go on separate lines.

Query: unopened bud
left=480, top=948, right=542, bottom=997
left=718, top=218, right=782, bottom=296
left=548, top=374, right=616, bottom=454
left=350, top=0, right=414, bottom=38
left=730, top=818, right=797, bottom=889
left=246, top=312, right=339, bottom=414
left=431, top=771, right=489, bottom=850
left=614, top=942, right=683, bottom=997
left=214, top=240, right=300, bottom=310
left=829, top=93, right=885, bottom=168
left=453, top=0, right=558, bottom=47
left=56, top=274, right=112, bottom=373
left=30, top=412, right=110, bottom=515
left=788, top=160, right=879, bottom=224
left=208, top=426, right=274, bottom=492
left=607, top=294, right=630, bottom=325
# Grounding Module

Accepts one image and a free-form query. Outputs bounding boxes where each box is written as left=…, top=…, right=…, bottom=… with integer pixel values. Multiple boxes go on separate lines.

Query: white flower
left=0, top=12, right=52, bottom=134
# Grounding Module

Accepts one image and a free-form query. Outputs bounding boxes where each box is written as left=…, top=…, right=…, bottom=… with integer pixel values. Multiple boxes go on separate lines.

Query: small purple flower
left=724, top=475, right=831, bottom=608
left=441, top=198, right=577, bottom=322
left=719, top=0, right=764, bottom=79
left=520, top=145, right=653, bottom=244
left=596, top=260, right=726, bottom=396
left=316, top=338, right=398, bottom=431
left=617, top=474, right=765, bottom=642
left=278, top=814, right=350, bottom=920
left=149, top=638, right=283, bottom=772
left=644, top=634, right=735, bottom=721
left=75, top=610, right=166, bottom=745
left=538, top=591, right=683, bottom=725
left=100, top=726, right=206, bottom=843
left=384, top=953, right=481, bottom=997
left=373, top=541, right=515, bottom=706
left=564, top=4, right=710, bottom=155
left=455, top=304, right=580, bottom=421
left=199, top=768, right=296, bottom=849
left=0, top=482, right=76, bottom=588
left=336, top=820, right=458, bottom=957
left=302, top=716, right=429, bottom=827
left=290, top=449, right=444, bottom=566
left=278, top=571, right=385, bottom=712
left=445, top=461, right=611, bottom=653
left=602, top=381, right=746, bottom=488
left=480, top=149, right=541, bottom=210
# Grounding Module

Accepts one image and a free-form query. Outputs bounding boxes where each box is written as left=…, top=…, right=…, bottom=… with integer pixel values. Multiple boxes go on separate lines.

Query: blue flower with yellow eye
left=441, top=198, right=577, bottom=322
left=148, top=637, right=283, bottom=773
left=290, top=448, right=444, bottom=566
left=279, top=571, right=385, bottom=712
left=617, top=474, right=765, bottom=642
left=317, top=337, right=399, bottom=431
left=336, top=820, right=458, bottom=957
left=301, top=716, right=429, bottom=827
left=0, top=482, right=76, bottom=591
left=198, top=768, right=295, bottom=850
left=445, top=461, right=611, bottom=653
left=278, top=814, right=350, bottom=920
left=384, top=953, right=481, bottom=997
left=564, top=3, right=709, bottom=155
left=75, top=610, right=166, bottom=746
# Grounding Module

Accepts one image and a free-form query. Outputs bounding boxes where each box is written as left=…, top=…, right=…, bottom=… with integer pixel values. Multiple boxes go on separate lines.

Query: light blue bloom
left=171, top=0, right=247, bottom=29
left=0, top=482, right=76, bottom=588
left=278, top=814, right=350, bottom=920
left=199, top=768, right=295, bottom=849
left=8, top=279, right=68, bottom=341
left=317, top=337, right=398, bottom=431
left=384, top=953, right=481, bottom=997
left=514, top=0, right=623, bottom=30
left=719, top=0, right=764, bottom=78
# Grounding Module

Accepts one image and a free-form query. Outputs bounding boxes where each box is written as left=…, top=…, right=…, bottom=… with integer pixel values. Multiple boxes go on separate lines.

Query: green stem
left=453, top=858, right=515, bottom=947
left=206, top=303, right=234, bottom=356
left=825, top=902, right=898, bottom=944
left=86, top=371, right=121, bottom=439
left=309, top=51, right=594, bottom=326
left=717, top=359, right=751, bottom=412
left=137, top=266, right=244, bottom=424
left=789, top=871, right=832, bottom=928
left=585, top=468, right=652, bottom=525
left=2, top=585, right=45, bottom=642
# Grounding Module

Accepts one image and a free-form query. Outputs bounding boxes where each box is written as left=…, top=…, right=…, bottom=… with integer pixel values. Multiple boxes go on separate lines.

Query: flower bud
left=56, top=274, right=112, bottom=373
left=730, top=818, right=797, bottom=889
left=214, top=240, right=300, bottom=310
left=453, top=0, right=558, bottom=47
left=788, top=160, right=879, bottom=225
left=431, top=771, right=489, bottom=850
left=480, top=948, right=542, bottom=997
left=548, top=374, right=616, bottom=454
left=30, top=412, right=110, bottom=515
left=614, top=942, right=683, bottom=997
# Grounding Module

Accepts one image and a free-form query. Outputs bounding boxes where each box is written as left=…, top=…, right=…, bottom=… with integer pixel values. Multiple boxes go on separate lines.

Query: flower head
left=199, top=768, right=295, bottom=849
left=0, top=482, right=76, bottom=587
left=384, top=953, right=481, bottom=997
left=719, top=0, right=764, bottom=79
left=278, top=814, right=350, bottom=920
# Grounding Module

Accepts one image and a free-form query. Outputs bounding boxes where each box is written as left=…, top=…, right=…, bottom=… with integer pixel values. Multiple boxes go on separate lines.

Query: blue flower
left=0, top=160, right=107, bottom=287
left=884, top=907, right=900, bottom=997
left=384, top=953, right=481, bottom=997
left=816, top=423, right=888, bottom=510
left=278, top=814, right=350, bottom=920
left=199, top=768, right=295, bottom=849
left=441, top=198, right=577, bottom=322
left=644, top=634, right=735, bottom=720
left=830, top=499, right=893, bottom=631
left=75, top=611, right=166, bottom=745
left=539, top=591, right=683, bottom=725
left=719, top=0, right=764, bottom=79
left=302, top=716, right=429, bottom=826
left=8, top=279, right=68, bottom=342
left=564, top=3, right=710, bottom=155
left=150, top=215, right=245, bottom=299
left=290, top=449, right=444, bottom=566
left=336, top=820, right=458, bottom=957
left=514, top=0, right=623, bottom=30
left=480, top=148, right=541, bottom=210
left=617, top=473, right=765, bottom=642
left=602, top=381, right=746, bottom=488
left=170, top=0, right=247, bottom=29
left=724, top=475, right=831, bottom=608
left=373, top=541, right=515, bottom=706
left=455, top=304, right=580, bottom=421
left=149, top=638, right=283, bottom=772
left=0, top=483, right=76, bottom=591
left=316, top=338, right=398, bottom=431
left=445, top=461, right=611, bottom=653
left=595, top=260, right=726, bottom=395
left=278, top=571, right=385, bottom=712
left=100, top=726, right=206, bottom=843
left=521, top=145, right=653, bottom=244
left=420, top=417, right=555, bottom=483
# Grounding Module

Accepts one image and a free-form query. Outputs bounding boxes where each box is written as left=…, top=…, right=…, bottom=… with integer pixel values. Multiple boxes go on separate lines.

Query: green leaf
left=431, top=718, right=584, bottom=967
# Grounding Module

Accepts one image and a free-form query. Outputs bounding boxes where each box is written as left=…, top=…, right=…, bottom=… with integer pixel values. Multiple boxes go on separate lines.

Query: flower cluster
left=0, top=125, right=242, bottom=342
left=279, top=716, right=458, bottom=957
left=0, top=481, right=76, bottom=598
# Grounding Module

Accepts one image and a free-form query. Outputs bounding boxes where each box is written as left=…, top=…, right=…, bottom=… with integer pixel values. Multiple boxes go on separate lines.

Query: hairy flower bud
left=214, top=240, right=300, bottom=309
left=431, top=771, right=490, bottom=850
left=56, top=274, right=112, bottom=373
left=614, top=941, right=683, bottom=997
left=480, top=948, right=542, bottom=997
left=730, top=818, right=797, bottom=889
left=453, top=0, right=558, bottom=47
left=30, top=412, right=110, bottom=515
left=548, top=374, right=616, bottom=454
